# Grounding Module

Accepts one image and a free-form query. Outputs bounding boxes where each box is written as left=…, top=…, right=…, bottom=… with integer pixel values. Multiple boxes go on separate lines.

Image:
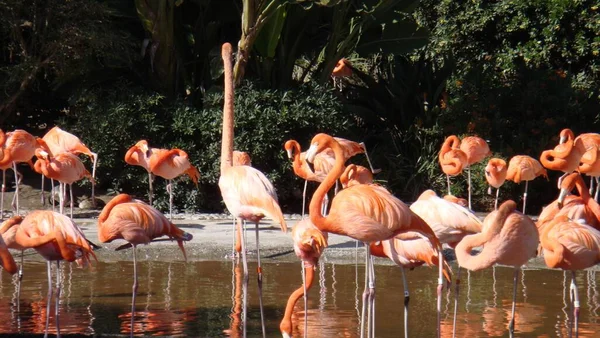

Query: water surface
left=0, top=257, right=598, bottom=337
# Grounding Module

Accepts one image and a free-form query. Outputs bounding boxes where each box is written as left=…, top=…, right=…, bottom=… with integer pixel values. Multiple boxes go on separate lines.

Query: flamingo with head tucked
left=540, top=130, right=585, bottom=188
left=485, top=158, right=508, bottom=210
left=125, top=140, right=158, bottom=205
left=459, top=136, right=491, bottom=210
left=506, top=155, right=547, bottom=214
left=439, top=135, right=468, bottom=197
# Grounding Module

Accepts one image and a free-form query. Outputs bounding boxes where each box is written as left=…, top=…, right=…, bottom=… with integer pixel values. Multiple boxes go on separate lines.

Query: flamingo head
left=306, top=133, right=333, bottom=163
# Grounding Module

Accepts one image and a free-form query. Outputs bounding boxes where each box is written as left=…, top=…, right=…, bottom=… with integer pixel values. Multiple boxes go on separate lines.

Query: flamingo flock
left=0, top=44, right=599, bottom=338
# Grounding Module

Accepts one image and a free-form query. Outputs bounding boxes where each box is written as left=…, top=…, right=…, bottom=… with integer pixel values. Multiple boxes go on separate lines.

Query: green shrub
left=63, top=80, right=357, bottom=213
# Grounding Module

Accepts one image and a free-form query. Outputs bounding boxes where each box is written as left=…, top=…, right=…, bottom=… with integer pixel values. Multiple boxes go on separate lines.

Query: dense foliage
left=1, top=0, right=599, bottom=213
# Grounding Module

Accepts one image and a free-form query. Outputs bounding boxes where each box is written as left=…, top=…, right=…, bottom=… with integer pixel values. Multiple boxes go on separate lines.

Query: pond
left=0, top=256, right=598, bottom=337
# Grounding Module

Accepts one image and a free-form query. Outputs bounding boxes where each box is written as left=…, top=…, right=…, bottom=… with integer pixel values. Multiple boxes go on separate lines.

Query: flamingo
left=280, top=219, right=328, bottom=338
left=484, top=158, right=508, bottom=210
left=438, top=135, right=468, bottom=196
left=306, top=133, right=445, bottom=338
left=459, top=136, right=491, bottom=210
left=97, top=193, right=192, bottom=338
left=218, top=42, right=287, bottom=338
left=339, top=164, right=374, bottom=188
left=34, top=150, right=94, bottom=217
left=537, top=172, right=600, bottom=231
left=455, top=200, right=538, bottom=335
left=539, top=215, right=600, bottom=336
left=124, top=140, right=159, bottom=204
left=232, top=150, right=252, bottom=256
left=408, top=189, right=483, bottom=336
left=0, top=129, right=47, bottom=215
left=540, top=130, right=585, bottom=188
left=369, top=235, right=451, bottom=338
left=331, top=58, right=353, bottom=90
left=578, top=146, right=600, bottom=200
left=14, top=210, right=96, bottom=338
left=42, top=126, right=98, bottom=207
left=559, top=128, right=600, bottom=195
left=285, top=139, right=336, bottom=216
left=506, top=155, right=548, bottom=214
left=148, top=147, right=200, bottom=220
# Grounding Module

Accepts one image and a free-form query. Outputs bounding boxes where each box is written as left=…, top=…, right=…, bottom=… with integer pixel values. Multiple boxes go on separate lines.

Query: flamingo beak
left=559, top=135, right=566, bottom=144
left=557, top=188, right=569, bottom=208
left=286, top=149, right=292, bottom=159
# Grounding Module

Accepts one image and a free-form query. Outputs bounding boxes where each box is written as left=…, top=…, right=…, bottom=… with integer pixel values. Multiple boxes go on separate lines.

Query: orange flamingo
left=97, top=193, right=192, bottom=337
left=284, top=139, right=335, bottom=216
left=232, top=150, right=252, bottom=256
left=34, top=149, right=94, bottom=217
left=578, top=146, right=600, bottom=200
left=539, top=215, right=600, bottom=336
left=369, top=235, right=451, bottom=338
left=438, top=135, right=468, bottom=196
left=459, top=136, right=491, bottom=210
left=0, top=129, right=47, bottom=214
left=280, top=219, right=328, bottom=338
left=125, top=140, right=159, bottom=204
left=484, top=158, right=508, bottom=210
left=560, top=128, right=600, bottom=196
left=506, top=155, right=548, bottom=214
left=455, top=200, right=538, bottom=335
left=148, top=147, right=200, bottom=220
left=339, top=164, right=374, bottom=188
left=306, top=133, right=444, bottom=338
left=14, top=210, right=96, bottom=337
left=42, top=126, right=98, bottom=206
left=218, top=43, right=287, bottom=338
left=540, top=130, right=586, bottom=188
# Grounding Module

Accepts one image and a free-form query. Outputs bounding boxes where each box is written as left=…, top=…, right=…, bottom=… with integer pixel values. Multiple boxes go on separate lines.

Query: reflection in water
left=0, top=260, right=599, bottom=336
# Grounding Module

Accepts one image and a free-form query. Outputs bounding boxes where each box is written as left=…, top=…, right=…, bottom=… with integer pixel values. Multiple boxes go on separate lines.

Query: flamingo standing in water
left=97, top=193, right=192, bottom=338
left=231, top=150, right=252, bottom=256
left=306, top=133, right=445, bottom=338
left=439, top=135, right=468, bottom=197
left=539, top=215, right=600, bottom=336
left=280, top=219, right=328, bottom=338
left=0, top=129, right=47, bottom=215
left=15, top=210, right=96, bottom=338
left=218, top=43, right=287, bottom=338
left=455, top=200, right=538, bottom=336
left=459, top=136, right=491, bottom=210
left=148, top=147, right=200, bottom=220
left=408, top=189, right=483, bottom=336
left=484, top=158, right=508, bottom=210
left=34, top=150, right=94, bottom=217
left=125, top=140, right=159, bottom=204
left=42, top=126, right=98, bottom=207
left=506, top=155, right=547, bottom=214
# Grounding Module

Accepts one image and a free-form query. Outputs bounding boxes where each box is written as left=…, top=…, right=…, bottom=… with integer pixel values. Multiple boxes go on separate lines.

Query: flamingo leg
left=44, top=261, right=52, bottom=338
left=1, top=169, right=5, bottom=218
left=322, top=194, right=329, bottom=217
left=17, top=251, right=23, bottom=311
left=368, top=253, right=376, bottom=338
left=148, top=172, right=154, bottom=205
left=59, top=183, right=65, bottom=215
left=400, top=267, right=409, bottom=338
left=523, top=181, right=529, bottom=214
left=12, top=162, right=19, bottom=214
left=570, top=271, right=580, bottom=338
left=447, top=175, right=451, bottom=196
left=91, top=153, right=98, bottom=208
left=51, top=179, right=56, bottom=213
left=595, top=177, right=600, bottom=201
left=69, top=184, right=74, bottom=218
left=452, top=266, right=461, bottom=338
left=495, top=187, right=500, bottom=211
left=360, top=244, right=369, bottom=338
left=167, top=180, right=173, bottom=221
left=302, top=261, right=308, bottom=338
left=302, top=180, right=308, bottom=218
left=130, top=245, right=138, bottom=338
left=55, top=261, right=61, bottom=338
left=255, top=222, right=266, bottom=338
left=240, top=221, right=249, bottom=338
left=508, top=268, right=519, bottom=335
left=41, top=174, right=45, bottom=206
left=467, top=166, right=472, bottom=210
left=590, top=176, right=594, bottom=195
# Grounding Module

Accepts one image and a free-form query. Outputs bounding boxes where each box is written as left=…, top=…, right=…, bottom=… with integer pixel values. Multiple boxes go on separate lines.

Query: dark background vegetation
left=1, top=0, right=599, bottom=214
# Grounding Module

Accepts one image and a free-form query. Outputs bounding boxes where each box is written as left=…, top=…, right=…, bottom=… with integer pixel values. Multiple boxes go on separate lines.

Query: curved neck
left=309, top=137, right=345, bottom=233
left=0, top=130, right=5, bottom=147
left=541, top=232, right=564, bottom=269
left=290, top=141, right=302, bottom=172
left=220, top=44, right=234, bottom=175
left=99, top=194, right=132, bottom=223
left=574, top=176, right=592, bottom=201
left=455, top=234, right=495, bottom=270
left=280, top=266, right=314, bottom=336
